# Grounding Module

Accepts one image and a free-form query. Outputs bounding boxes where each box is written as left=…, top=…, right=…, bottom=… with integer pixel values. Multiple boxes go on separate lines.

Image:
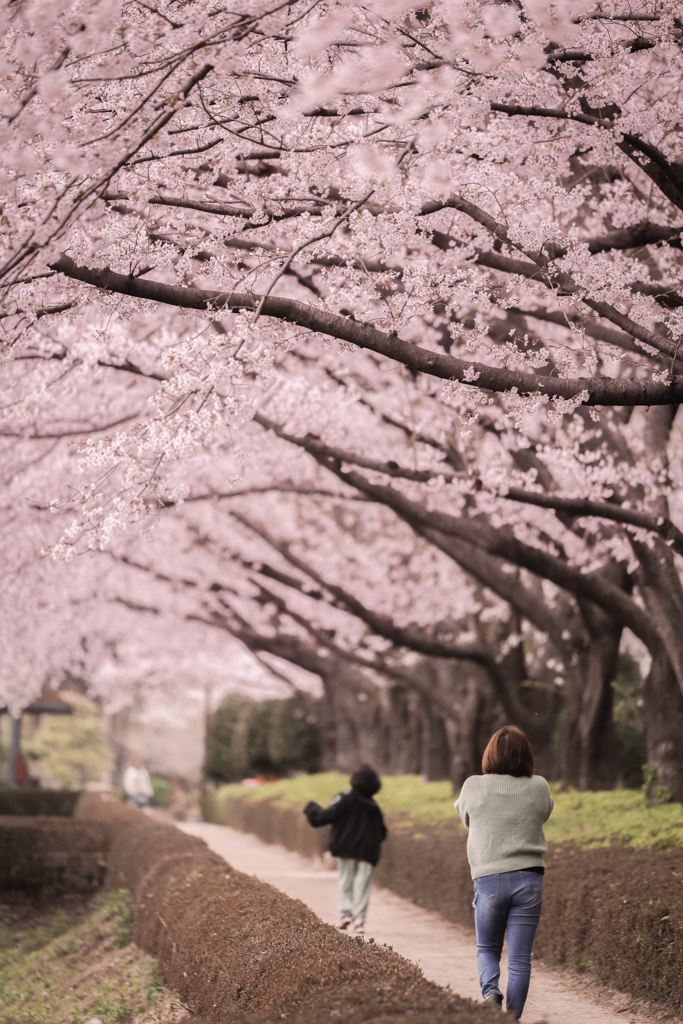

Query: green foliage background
left=22, top=691, right=112, bottom=788
left=207, top=771, right=683, bottom=850
left=205, top=693, right=320, bottom=782
left=0, top=890, right=164, bottom=1023
left=612, top=652, right=647, bottom=789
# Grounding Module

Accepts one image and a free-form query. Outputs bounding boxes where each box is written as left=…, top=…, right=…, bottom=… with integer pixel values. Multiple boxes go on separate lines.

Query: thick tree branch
left=253, top=412, right=581, bottom=645
left=195, top=597, right=436, bottom=706
left=550, top=222, right=682, bottom=256
left=424, top=197, right=682, bottom=362
left=255, top=416, right=659, bottom=648
left=411, top=524, right=579, bottom=650
left=242, top=578, right=479, bottom=721
left=121, top=552, right=376, bottom=693
left=103, top=191, right=332, bottom=223
left=0, top=410, right=141, bottom=441
left=252, top=412, right=457, bottom=482
left=505, top=489, right=683, bottom=556
left=253, top=411, right=683, bottom=555
left=195, top=608, right=342, bottom=679
left=232, top=510, right=492, bottom=665
left=341, top=468, right=659, bottom=649
left=50, top=255, right=683, bottom=406
left=489, top=105, right=683, bottom=210
left=185, top=484, right=360, bottom=502
left=513, top=305, right=681, bottom=369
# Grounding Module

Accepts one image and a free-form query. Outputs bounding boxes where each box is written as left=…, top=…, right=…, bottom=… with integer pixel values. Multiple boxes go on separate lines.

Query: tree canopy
left=1, top=0, right=683, bottom=792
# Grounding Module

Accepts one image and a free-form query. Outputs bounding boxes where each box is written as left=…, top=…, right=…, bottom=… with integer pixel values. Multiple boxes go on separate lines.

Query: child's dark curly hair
left=350, top=764, right=381, bottom=798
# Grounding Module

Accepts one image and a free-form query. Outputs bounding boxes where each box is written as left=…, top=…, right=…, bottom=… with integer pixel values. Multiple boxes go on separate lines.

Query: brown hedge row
left=0, top=815, right=107, bottom=891
left=207, top=793, right=683, bottom=1016
left=538, top=843, right=683, bottom=1012
left=202, top=795, right=475, bottom=926
left=209, top=791, right=328, bottom=859
left=76, top=794, right=499, bottom=1024
left=0, top=787, right=81, bottom=816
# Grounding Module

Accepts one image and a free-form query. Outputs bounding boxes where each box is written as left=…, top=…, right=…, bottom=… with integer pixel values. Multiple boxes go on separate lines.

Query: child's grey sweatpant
left=337, top=858, right=374, bottom=921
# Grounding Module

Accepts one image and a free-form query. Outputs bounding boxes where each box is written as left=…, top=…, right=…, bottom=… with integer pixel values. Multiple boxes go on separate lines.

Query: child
left=304, top=764, right=387, bottom=934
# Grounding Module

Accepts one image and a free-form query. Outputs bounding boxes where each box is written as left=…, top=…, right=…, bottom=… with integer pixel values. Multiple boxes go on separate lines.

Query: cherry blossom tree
left=2, top=346, right=681, bottom=789
left=223, top=372, right=683, bottom=794
left=1, top=0, right=682, bottom=538
left=2, top=0, right=683, bottom=791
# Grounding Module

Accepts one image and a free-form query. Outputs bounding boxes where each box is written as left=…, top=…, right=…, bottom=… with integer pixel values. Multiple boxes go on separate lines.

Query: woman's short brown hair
left=482, top=725, right=534, bottom=777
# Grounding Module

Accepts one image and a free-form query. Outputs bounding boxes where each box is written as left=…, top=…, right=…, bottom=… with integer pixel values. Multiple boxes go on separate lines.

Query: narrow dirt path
left=179, top=822, right=667, bottom=1024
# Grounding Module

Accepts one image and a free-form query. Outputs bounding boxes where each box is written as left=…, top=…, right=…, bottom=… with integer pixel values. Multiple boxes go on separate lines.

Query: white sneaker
left=353, top=919, right=365, bottom=934
left=338, top=914, right=352, bottom=930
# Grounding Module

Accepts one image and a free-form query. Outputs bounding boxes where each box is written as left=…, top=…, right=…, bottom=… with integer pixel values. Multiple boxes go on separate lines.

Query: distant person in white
left=123, top=759, right=154, bottom=807
left=455, top=725, right=554, bottom=1019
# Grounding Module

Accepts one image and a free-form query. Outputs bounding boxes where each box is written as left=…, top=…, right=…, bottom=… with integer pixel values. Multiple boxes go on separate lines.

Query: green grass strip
left=208, top=772, right=683, bottom=850
left=0, top=889, right=164, bottom=1023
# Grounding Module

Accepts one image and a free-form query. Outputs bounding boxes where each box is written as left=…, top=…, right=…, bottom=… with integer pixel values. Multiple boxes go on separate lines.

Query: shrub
left=268, top=694, right=321, bottom=775
left=0, top=789, right=80, bottom=816
left=211, top=771, right=683, bottom=848
left=205, top=693, right=320, bottom=782
left=149, top=775, right=172, bottom=808
left=204, top=694, right=251, bottom=782
left=0, top=817, right=106, bottom=891
left=76, top=794, right=497, bottom=1024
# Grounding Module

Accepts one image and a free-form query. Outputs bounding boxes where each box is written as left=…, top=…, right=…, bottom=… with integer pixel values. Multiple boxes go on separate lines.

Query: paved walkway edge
left=178, top=821, right=668, bottom=1024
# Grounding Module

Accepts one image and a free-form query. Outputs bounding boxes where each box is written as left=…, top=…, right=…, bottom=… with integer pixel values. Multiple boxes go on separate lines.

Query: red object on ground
left=14, top=754, right=28, bottom=786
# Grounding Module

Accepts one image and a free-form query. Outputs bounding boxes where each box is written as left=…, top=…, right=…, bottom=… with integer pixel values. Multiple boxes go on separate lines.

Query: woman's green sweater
left=454, top=774, right=554, bottom=879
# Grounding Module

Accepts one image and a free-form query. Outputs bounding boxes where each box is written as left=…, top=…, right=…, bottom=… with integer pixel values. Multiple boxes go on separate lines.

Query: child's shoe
left=338, top=913, right=352, bottom=930
left=353, top=919, right=365, bottom=934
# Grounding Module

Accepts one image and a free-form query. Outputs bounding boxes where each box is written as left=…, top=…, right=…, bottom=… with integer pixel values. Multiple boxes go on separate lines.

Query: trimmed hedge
left=77, top=795, right=498, bottom=1024
left=0, top=816, right=106, bottom=891
left=0, top=788, right=80, bottom=816
left=538, top=844, right=683, bottom=1011
left=204, top=790, right=328, bottom=860
left=206, top=792, right=683, bottom=1017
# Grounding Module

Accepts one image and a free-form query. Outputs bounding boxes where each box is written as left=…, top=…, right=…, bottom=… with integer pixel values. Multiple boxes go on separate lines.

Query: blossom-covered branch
left=49, top=256, right=683, bottom=407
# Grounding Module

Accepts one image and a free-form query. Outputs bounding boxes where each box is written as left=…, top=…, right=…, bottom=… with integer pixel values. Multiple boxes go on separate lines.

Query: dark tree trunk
left=318, top=677, right=338, bottom=771
left=518, top=684, right=556, bottom=780
left=449, top=677, right=486, bottom=788
left=561, top=611, right=621, bottom=790
left=388, top=688, right=422, bottom=774
left=635, top=538, right=683, bottom=694
left=641, top=651, right=683, bottom=802
left=319, top=668, right=394, bottom=773
left=370, top=695, right=393, bottom=775
left=484, top=625, right=556, bottom=778
left=445, top=662, right=509, bottom=789
left=419, top=697, right=451, bottom=780
left=629, top=539, right=683, bottom=799
left=106, top=704, right=133, bottom=788
left=629, top=408, right=683, bottom=797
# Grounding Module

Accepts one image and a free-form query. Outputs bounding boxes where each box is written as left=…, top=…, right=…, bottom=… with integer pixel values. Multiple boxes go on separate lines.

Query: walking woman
left=455, top=726, right=553, bottom=1019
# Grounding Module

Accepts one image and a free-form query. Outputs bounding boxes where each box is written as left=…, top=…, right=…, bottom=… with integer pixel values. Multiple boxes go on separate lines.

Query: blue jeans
left=473, top=870, right=543, bottom=1019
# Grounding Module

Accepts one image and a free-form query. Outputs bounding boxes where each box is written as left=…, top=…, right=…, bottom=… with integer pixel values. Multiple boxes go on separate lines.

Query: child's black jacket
left=304, top=789, right=387, bottom=865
